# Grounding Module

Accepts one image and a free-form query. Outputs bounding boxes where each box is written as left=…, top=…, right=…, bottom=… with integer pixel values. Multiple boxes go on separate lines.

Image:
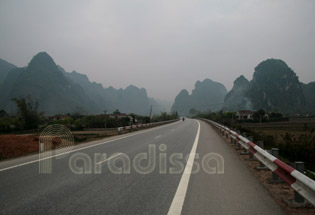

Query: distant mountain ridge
left=171, top=59, right=315, bottom=115
left=223, top=59, right=314, bottom=114
left=171, top=79, right=227, bottom=116
left=301, top=82, right=315, bottom=113
left=222, top=75, right=251, bottom=111
left=0, top=52, right=164, bottom=116
left=60, top=67, right=159, bottom=115
left=0, top=58, right=17, bottom=85
left=247, top=59, right=305, bottom=113
left=0, top=52, right=98, bottom=115
left=1, top=54, right=314, bottom=115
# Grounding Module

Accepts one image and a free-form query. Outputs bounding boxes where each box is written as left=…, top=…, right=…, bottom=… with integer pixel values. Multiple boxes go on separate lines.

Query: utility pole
left=104, top=110, right=107, bottom=129
left=149, top=105, right=152, bottom=119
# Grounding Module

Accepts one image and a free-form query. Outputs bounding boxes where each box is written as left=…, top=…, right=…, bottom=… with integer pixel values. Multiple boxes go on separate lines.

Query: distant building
left=236, top=110, right=253, bottom=120
left=98, top=113, right=133, bottom=120
left=48, top=115, right=69, bottom=121
left=109, top=113, right=129, bottom=119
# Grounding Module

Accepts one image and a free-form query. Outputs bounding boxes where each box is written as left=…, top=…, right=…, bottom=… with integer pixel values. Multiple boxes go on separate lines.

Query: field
left=239, top=118, right=315, bottom=143
left=0, top=129, right=119, bottom=160
left=0, top=124, right=166, bottom=160
left=235, top=117, right=315, bottom=175
left=0, top=134, right=39, bottom=159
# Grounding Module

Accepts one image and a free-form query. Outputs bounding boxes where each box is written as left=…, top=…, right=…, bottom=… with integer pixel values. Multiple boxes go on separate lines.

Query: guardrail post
left=228, top=131, right=232, bottom=143
left=231, top=128, right=236, bottom=145
left=235, top=130, right=241, bottom=150
left=247, top=136, right=254, bottom=160
left=241, top=133, right=249, bottom=155
left=270, top=148, right=281, bottom=182
left=294, top=162, right=305, bottom=203
left=256, top=141, right=268, bottom=169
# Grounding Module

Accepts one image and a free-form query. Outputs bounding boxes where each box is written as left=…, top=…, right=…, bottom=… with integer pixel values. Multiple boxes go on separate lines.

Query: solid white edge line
left=0, top=120, right=180, bottom=172
left=167, top=120, right=200, bottom=215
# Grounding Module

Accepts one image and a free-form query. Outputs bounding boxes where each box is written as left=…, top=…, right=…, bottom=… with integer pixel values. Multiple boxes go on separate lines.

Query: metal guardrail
left=117, top=119, right=179, bottom=132
left=201, top=118, right=315, bottom=206
left=83, top=128, right=118, bottom=131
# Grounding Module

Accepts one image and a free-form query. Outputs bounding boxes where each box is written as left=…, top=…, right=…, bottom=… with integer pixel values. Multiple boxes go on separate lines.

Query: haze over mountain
left=222, top=75, right=251, bottom=111
left=223, top=59, right=315, bottom=114
left=170, top=59, right=315, bottom=115
left=1, top=1, right=314, bottom=101
left=171, top=79, right=227, bottom=116
left=247, top=59, right=305, bottom=113
left=301, top=82, right=315, bottom=114
left=0, top=58, right=16, bottom=85
left=0, top=52, right=165, bottom=116
left=1, top=52, right=314, bottom=116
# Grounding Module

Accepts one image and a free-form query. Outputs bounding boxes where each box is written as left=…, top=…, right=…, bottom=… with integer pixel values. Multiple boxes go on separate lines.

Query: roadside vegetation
left=0, top=97, right=178, bottom=134
left=0, top=97, right=179, bottom=160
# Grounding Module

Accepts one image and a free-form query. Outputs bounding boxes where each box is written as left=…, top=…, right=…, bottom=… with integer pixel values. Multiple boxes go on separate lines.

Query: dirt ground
left=0, top=134, right=39, bottom=159
left=0, top=128, right=139, bottom=160
left=0, top=121, right=175, bottom=160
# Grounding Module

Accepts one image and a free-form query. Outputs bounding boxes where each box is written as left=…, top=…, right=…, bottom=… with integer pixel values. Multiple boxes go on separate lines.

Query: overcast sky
left=0, top=0, right=314, bottom=101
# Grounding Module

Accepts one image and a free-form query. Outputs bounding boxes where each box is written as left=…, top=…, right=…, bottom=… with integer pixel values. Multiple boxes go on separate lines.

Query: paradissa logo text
left=68, top=144, right=224, bottom=175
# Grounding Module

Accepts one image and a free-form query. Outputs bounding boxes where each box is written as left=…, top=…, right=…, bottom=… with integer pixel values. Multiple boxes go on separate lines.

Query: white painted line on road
left=168, top=120, right=200, bottom=215
left=0, top=120, right=180, bottom=172
left=154, top=135, right=161, bottom=139
left=96, top=153, right=122, bottom=165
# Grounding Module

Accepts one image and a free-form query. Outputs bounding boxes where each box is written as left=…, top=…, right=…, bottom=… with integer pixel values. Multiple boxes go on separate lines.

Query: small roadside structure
left=108, top=113, right=130, bottom=119
left=48, top=115, right=68, bottom=121
left=236, top=110, right=253, bottom=120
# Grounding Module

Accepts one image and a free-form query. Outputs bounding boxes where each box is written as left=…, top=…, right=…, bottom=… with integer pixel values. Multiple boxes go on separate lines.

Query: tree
left=113, top=109, right=121, bottom=114
left=0, top=110, right=8, bottom=118
left=189, top=108, right=198, bottom=116
left=253, top=109, right=265, bottom=120
left=12, top=96, right=42, bottom=130
left=270, top=112, right=283, bottom=119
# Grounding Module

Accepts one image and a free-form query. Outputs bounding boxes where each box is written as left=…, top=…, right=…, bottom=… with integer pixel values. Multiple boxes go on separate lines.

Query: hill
left=0, top=58, right=17, bottom=85
left=171, top=79, right=227, bottom=116
left=0, top=52, right=97, bottom=115
left=222, top=75, right=251, bottom=111
left=0, top=52, right=163, bottom=116
left=301, top=82, right=315, bottom=114
left=223, top=59, right=313, bottom=114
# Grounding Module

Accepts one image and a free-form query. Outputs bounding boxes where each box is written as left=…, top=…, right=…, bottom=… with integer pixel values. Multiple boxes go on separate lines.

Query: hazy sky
left=0, top=0, right=314, bottom=101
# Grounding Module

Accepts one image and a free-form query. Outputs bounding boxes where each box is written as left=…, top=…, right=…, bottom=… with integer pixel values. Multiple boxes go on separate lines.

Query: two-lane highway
left=0, top=119, right=285, bottom=214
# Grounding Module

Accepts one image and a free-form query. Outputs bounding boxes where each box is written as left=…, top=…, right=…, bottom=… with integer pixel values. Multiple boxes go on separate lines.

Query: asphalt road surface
left=0, top=119, right=286, bottom=215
